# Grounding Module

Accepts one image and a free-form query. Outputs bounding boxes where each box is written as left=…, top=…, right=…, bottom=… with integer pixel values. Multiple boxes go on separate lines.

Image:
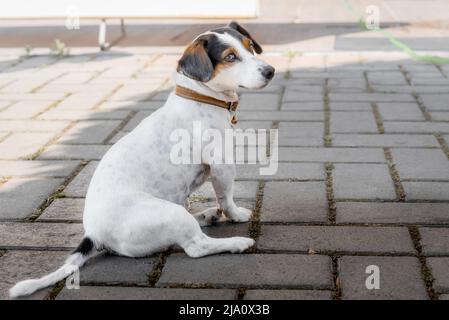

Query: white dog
left=10, top=21, right=275, bottom=298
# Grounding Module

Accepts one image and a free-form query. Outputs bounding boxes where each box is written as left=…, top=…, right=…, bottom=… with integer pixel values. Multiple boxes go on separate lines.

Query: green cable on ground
left=343, top=0, right=449, bottom=65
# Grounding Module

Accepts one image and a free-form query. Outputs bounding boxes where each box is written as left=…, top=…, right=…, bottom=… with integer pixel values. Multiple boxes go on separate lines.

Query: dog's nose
left=261, top=65, right=275, bottom=80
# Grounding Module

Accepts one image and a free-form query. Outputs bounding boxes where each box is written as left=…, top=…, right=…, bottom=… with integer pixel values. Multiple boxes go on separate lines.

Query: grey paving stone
left=431, top=112, right=449, bottom=121
left=39, top=109, right=130, bottom=121
left=339, top=256, right=428, bottom=300
left=192, top=181, right=258, bottom=200
left=79, top=253, right=157, bottom=285
left=337, top=202, right=449, bottom=225
left=158, top=254, right=332, bottom=289
left=0, top=222, right=83, bottom=249
left=384, top=122, right=449, bottom=134
left=108, top=130, right=128, bottom=144
left=333, top=164, right=396, bottom=200
left=64, top=161, right=99, bottom=197
left=122, top=111, right=152, bottom=132
left=419, top=227, right=449, bottom=256
left=236, top=163, right=325, bottom=180
left=258, top=225, right=414, bottom=254
left=283, top=91, right=322, bottom=102
left=377, top=102, right=425, bottom=121
left=99, top=101, right=161, bottom=111
left=244, top=289, right=332, bottom=300
left=0, top=132, right=56, bottom=159
left=439, top=294, right=449, bottom=300
left=332, top=134, right=438, bottom=147
left=329, top=93, right=414, bottom=102
left=235, top=121, right=272, bottom=131
left=58, top=120, right=122, bottom=144
left=261, top=181, right=327, bottom=223
left=37, top=198, right=84, bottom=221
left=404, top=182, right=449, bottom=200
left=278, top=122, right=324, bottom=142
left=278, top=147, right=385, bottom=163
left=0, top=178, right=64, bottom=219
left=330, top=102, right=372, bottom=111
left=367, top=71, right=407, bottom=85
left=240, top=93, right=279, bottom=110
left=281, top=101, right=323, bottom=111
left=0, top=250, right=68, bottom=300
left=0, top=160, right=80, bottom=178
left=331, top=112, right=378, bottom=133
left=427, top=258, right=449, bottom=293
left=391, top=149, right=449, bottom=180
left=57, top=287, right=236, bottom=300
left=38, top=145, right=109, bottom=160
left=202, top=223, right=250, bottom=239
left=420, top=94, right=449, bottom=111
left=239, top=111, right=323, bottom=121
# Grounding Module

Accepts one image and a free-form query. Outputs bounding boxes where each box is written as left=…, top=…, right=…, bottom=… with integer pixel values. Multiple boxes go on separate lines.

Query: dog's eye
left=224, top=53, right=237, bottom=62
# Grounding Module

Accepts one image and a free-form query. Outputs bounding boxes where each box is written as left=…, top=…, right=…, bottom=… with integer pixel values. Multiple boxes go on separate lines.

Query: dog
left=9, top=21, right=275, bottom=298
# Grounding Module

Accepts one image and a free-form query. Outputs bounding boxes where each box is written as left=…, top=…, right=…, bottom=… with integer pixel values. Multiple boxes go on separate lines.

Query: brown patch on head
left=177, top=35, right=214, bottom=82
left=241, top=37, right=255, bottom=54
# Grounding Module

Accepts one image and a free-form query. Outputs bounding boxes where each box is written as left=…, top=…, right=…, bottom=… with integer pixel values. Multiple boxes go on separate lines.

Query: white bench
left=1, top=0, right=259, bottom=50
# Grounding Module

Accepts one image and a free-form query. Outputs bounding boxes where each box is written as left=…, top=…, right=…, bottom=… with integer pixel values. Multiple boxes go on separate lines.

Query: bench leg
left=99, top=19, right=107, bottom=51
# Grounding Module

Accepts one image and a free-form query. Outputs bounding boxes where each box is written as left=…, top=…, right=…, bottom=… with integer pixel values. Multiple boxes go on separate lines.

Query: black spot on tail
left=73, top=237, right=94, bottom=255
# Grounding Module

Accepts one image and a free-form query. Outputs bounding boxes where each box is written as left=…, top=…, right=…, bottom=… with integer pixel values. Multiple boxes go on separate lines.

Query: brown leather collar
left=175, top=85, right=238, bottom=124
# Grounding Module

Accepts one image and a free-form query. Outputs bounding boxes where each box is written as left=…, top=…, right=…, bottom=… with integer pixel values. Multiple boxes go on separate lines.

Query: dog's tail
left=9, top=237, right=97, bottom=299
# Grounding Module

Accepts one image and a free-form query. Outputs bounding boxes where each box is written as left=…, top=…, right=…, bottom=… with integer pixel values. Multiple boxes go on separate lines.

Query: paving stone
left=58, top=120, right=121, bottom=144
left=122, top=111, right=152, bottom=132
left=0, top=100, right=55, bottom=119
left=258, top=225, right=414, bottom=254
left=337, top=202, right=449, bottom=224
left=330, top=102, right=372, bottom=111
left=333, top=134, right=438, bottom=147
left=384, top=122, right=449, bottom=134
left=0, top=120, right=69, bottom=132
left=261, top=181, right=327, bottom=223
left=56, top=92, right=110, bottom=110
left=0, top=222, right=83, bottom=249
left=333, top=164, right=395, bottom=200
left=0, top=132, right=55, bottom=159
left=439, top=294, right=449, bottom=300
left=0, top=93, right=67, bottom=101
left=78, top=253, right=157, bottom=285
left=0, top=160, right=79, bottom=177
left=419, top=227, right=449, bottom=256
left=427, top=258, right=449, bottom=293
left=331, top=112, right=378, bottom=133
left=377, top=102, right=425, bottom=121
left=329, top=93, right=414, bottom=102
left=240, top=93, right=279, bottom=110
left=0, top=250, right=68, bottom=300
left=367, top=71, right=407, bottom=85
left=420, top=94, right=449, bottom=111
left=57, top=287, right=236, bottom=300
left=37, top=198, right=84, bottom=221
left=339, top=256, right=428, bottom=300
left=403, top=182, right=449, bottom=200
left=64, top=161, right=99, bottom=197
left=239, top=111, right=323, bottom=121
left=278, top=147, right=385, bottom=163
left=39, top=109, right=130, bottom=121
left=391, top=149, right=449, bottom=180
left=192, top=181, right=258, bottom=200
left=158, top=254, right=332, bottom=289
left=38, top=145, right=109, bottom=160
left=236, top=163, right=325, bottom=180
left=281, top=101, right=323, bottom=111
left=244, top=289, right=332, bottom=300
left=0, top=178, right=64, bottom=219
left=283, top=91, right=322, bottom=102
left=431, top=112, right=449, bottom=121
left=278, top=122, right=324, bottom=140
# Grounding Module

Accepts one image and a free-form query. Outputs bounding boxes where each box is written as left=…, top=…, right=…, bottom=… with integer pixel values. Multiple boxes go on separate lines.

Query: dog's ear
left=228, top=21, right=262, bottom=54
left=177, top=35, right=214, bottom=82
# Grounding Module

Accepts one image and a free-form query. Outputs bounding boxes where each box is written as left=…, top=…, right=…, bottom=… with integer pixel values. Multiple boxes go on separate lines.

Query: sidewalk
left=1, top=0, right=449, bottom=299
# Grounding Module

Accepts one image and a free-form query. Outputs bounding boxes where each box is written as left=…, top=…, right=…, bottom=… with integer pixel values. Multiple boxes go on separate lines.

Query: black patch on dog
left=212, top=21, right=263, bottom=54
left=73, top=237, right=94, bottom=255
left=177, top=34, right=231, bottom=82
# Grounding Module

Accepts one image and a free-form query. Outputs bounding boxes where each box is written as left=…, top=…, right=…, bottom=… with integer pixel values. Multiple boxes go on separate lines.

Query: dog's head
left=177, top=22, right=275, bottom=91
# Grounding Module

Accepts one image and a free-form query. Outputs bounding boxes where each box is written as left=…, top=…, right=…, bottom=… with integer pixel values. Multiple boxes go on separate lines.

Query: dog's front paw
left=229, top=237, right=255, bottom=253
left=227, top=207, right=252, bottom=223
